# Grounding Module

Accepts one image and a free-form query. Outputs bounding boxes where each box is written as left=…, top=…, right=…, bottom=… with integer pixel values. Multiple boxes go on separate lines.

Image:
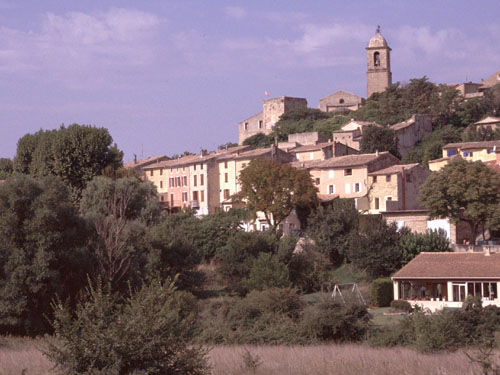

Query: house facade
left=318, top=90, right=363, bottom=113
left=332, top=120, right=382, bottom=151
left=360, top=163, right=431, bottom=214
left=428, top=141, right=500, bottom=171
left=392, top=251, right=500, bottom=312
left=390, top=114, right=432, bottom=157
left=123, top=155, right=169, bottom=180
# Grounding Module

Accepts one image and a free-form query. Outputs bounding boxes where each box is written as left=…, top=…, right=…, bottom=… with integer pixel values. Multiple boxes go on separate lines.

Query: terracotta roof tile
left=123, top=155, right=168, bottom=168
left=310, top=151, right=398, bottom=169
left=368, top=163, right=420, bottom=175
left=393, top=252, right=500, bottom=279
left=443, top=141, right=500, bottom=151
left=289, top=142, right=333, bottom=153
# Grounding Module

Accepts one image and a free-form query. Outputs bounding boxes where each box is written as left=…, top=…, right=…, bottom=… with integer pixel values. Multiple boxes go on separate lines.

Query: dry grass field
left=0, top=336, right=491, bottom=375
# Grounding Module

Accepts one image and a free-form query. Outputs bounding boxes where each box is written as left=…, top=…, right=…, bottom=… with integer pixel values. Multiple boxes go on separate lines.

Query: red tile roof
left=368, top=163, right=420, bottom=176
left=393, top=252, right=500, bottom=280
left=443, top=141, right=500, bottom=151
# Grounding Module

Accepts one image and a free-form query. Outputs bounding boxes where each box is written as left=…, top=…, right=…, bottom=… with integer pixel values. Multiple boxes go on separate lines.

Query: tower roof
left=368, top=26, right=388, bottom=48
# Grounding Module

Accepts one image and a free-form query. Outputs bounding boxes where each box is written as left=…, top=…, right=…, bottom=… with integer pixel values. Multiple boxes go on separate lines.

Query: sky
left=0, top=1, right=499, bottom=161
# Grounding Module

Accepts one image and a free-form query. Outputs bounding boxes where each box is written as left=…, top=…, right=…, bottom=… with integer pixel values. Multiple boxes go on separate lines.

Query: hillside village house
left=332, top=120, right=382, bottom=150
left=356, top=163, right=431, bottom=214
left=123, top=155, right=169, bottom=180
left=474, top=116, right=500, bottom=132
left=392, top=251, right=500, bottom=312
left=289, top=141, right=358, bottom=162
left=238, top=96, right=307, bottom=145
left=390, top=114, right=432, bottom=157
left=428, top=141, right=500, bottom=171
left=292, top=151, right=400, bottom=204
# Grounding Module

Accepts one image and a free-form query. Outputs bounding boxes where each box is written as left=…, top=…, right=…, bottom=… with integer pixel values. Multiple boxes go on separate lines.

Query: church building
left=366, top=26, right=392, bottom=98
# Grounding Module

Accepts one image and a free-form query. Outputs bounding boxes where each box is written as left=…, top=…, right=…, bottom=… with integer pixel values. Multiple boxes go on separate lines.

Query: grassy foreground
left=0, top=336, right=489, bottom=375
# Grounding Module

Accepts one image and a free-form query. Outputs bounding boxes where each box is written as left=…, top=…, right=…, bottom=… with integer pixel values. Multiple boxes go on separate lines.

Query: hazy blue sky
left=1, top=1, right=499, bottom=161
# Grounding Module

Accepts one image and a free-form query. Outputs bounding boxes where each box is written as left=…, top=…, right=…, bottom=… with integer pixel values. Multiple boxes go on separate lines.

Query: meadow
left=0, top=336, right=489, bottom=375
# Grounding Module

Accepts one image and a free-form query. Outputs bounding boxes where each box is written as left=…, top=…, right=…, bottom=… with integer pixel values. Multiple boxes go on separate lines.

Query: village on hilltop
left=126, top=27, right=500, bottom=312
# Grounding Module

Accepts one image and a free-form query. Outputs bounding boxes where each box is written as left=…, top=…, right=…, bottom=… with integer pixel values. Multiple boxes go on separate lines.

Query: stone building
left=366, top=26, right=392, bottom=98
left=332, top=119, right=382, bottom=150
left=357, top=163, right=431, bottom=214
left=479, top=70, right=500, bottom=92
left=390, top=114, right=432, bottom=156
left=318, top=90, right=363, bottom=113
left=238, top=96, right=307, bottom=145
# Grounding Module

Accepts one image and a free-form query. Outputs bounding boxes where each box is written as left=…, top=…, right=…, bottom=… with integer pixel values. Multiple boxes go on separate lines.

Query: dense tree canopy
left=419, top=159, right=500, bottom=244
left=0, top=175, right=88, bottom=334
left=359, top=126, right=400, bottom=158
left=0, top=158, right=13, bottom=179
left=14, top=124, right=123, bottom=202
left=236, top=158, right=318, bottom=230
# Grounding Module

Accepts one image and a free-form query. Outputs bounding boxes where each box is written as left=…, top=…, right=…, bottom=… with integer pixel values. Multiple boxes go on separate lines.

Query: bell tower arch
left=366, top=26, right=392, bottom=98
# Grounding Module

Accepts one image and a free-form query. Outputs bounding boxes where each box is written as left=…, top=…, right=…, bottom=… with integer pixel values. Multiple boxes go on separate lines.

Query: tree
left=419, top=159, right=500, bottom=245
left=399, top=228, right=451, bottom=266
left=13, top=124, right=123, bottom=202
left=245, top=252, right=291, bottom=291
left=306, top=199, right=359, bottom=265
left=0, top=175, right=88, bottom=334
left=348, top=215, right=401, bottom=278
left=46, top=278, right=209, bottom=375
left=80, top=176, right=161, bottom=290
left=359, top=125, right=400, bottom=158
left=0, top=158, right=13, bottom=179
left=242, top=133, right=274, bottom=148
left=236, top=158, right=318, bottom=231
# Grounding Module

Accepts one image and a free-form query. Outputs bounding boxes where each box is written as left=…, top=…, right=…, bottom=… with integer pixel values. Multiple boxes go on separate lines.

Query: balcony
left=190, top=200, right=200, bottom=208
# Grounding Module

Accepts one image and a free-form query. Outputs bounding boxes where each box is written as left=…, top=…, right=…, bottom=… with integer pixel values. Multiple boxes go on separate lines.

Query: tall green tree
left=80, top=176, right=161, bottom=290
left=236, top=158, right=318, bottom=231
left=306, top=199, right=359, bottom=266
left=0, top=158, right=13, bottom=179
left=419, top=159, right=500, bottom=244
left=0, top=175, right=88, bottom=334
left=13, top=124, right=123, bottom=202
left=359, top=125, right=400, bottom=158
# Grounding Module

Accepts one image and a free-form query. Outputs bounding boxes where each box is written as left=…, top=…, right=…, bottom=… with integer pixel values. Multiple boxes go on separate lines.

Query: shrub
left=300, top=295, right=371, bottom=342
left=371, top=278, right=393, bottom=307
left=390, top=300, right=413, bottom=313
left=245, top=253, right=291, bottom=291
left=45, top=278, right=209, bottom=375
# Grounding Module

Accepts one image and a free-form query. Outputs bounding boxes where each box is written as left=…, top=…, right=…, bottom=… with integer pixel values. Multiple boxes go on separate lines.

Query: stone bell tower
left=366, top=26, right=392, bottom=98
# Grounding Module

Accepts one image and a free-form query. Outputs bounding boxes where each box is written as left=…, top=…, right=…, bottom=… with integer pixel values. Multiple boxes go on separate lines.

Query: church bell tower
left=366, top=26, right=392, bottom=98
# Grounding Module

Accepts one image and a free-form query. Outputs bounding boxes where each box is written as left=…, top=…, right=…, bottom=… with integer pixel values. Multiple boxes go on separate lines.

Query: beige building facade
left=238, top=96, right=307, bottom=145
left=318, top=90, right=363, bottom=113
left=428, top=141, right=500, bottom=171
left=391, top=114, right=432, bottom=156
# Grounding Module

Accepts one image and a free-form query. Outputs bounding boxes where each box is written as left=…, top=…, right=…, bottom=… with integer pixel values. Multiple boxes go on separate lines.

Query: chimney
left=375, top=149, right=379, bottom=157
left=485, top=246, right=491, bottom=256
left=134, top=154, right=137, bottom=164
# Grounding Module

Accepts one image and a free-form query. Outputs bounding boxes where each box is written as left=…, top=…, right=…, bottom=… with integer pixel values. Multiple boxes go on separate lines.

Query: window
left=328, top=169, right=334, bottom=178
left=244, top=122, right=249, bottom=130
left=194, top=164, right=196, bottom=171
left=193, top=175, right=197, bottom=186
left=315, top=178, right=320, bottom=185
left=344, top=168, right=352, bottom=176
left=150, top=170, right=153, bottom=177
left=339, top=98, right=344, bottom=104
left=223, top=189, right=230, bottom=200
left=224, top=161, right=228, bottom=169
left=200, top=174, right=204, bottom=186
left=354, top=183, right=361, bottom=193
left=375, top=197, right=379, bottom=209
left=329, top=185, right=335, bottom=194
left=259, top=120, right=263, bottom=129
left=160, top=195, right=164, bottom=202
left=192, top=191, right=198, bottom=201
left=447, top=149, right=457, bottom=157
left=224, top=173, right=228, bottom=183
left=386, top=175, right=391, bottom=182
left=160, top=168, right=163, bottom=176
left=176, top=177, right=181, bottom=187
left=183, top=176, right=187, bottom=186
left=160, top=181, right=163, bottom=189
left=200, top=190, right=205, bottom=202
left=182, top=192, right=188, bottom=202
left=373, top=175, right=377, bottom=183
left=200, top=163, right=203, bottom=170
left=345, top=184, right=351, bottom=194
left=374, top=51, right=380, bottom=66
left=463, top=151, right=474, bottom=157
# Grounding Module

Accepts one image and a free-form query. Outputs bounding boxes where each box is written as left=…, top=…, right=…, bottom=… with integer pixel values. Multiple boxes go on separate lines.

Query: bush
left=46, top=278, right=209, bottom=375
left=371, top=278, right=393, bottom=307
left=390, top=300, right=412, bottom=313
left=245, top=253, right=291, bottom=291
left=198, top=288, right=306, bottom=345
left=300, top=295, right=371, bottom=342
